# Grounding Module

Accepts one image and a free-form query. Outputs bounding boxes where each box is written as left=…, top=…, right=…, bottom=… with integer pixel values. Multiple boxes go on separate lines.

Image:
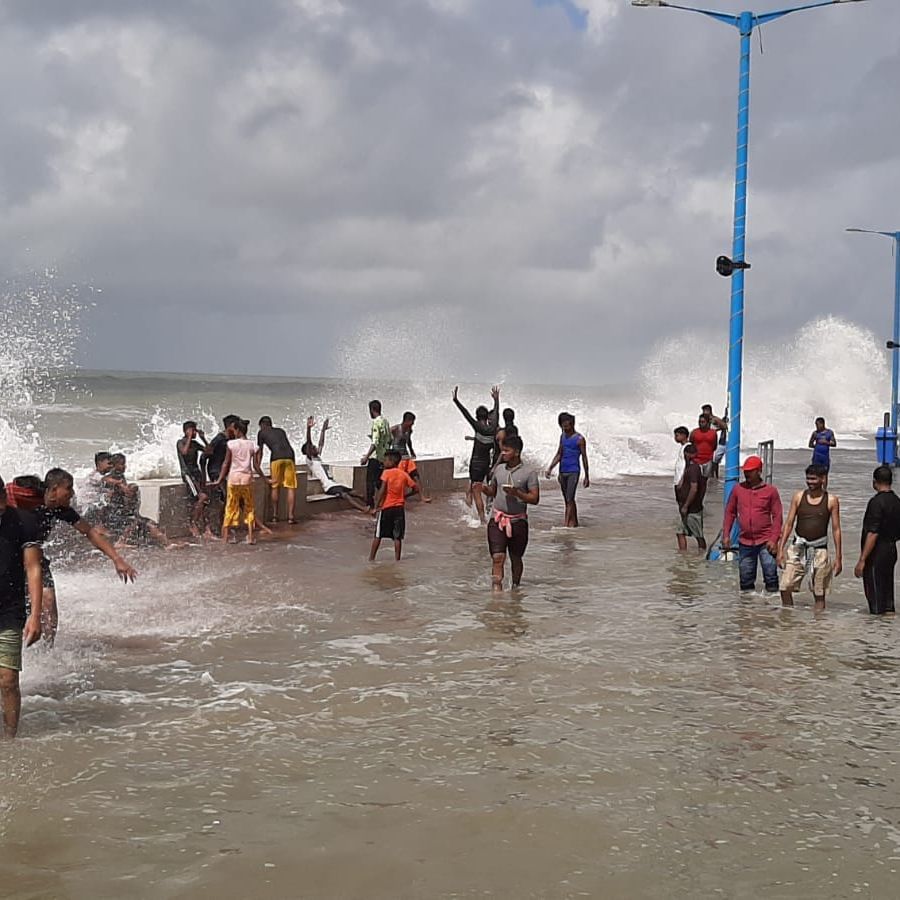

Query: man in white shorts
left=776, top=464, right=842, bottom=611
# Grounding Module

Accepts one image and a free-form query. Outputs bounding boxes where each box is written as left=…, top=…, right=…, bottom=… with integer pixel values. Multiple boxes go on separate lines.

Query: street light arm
left=631, top=2, right=738, bottom=27
left=847, top=228, right=899, bottom=240
left=756, top=0, right=868, bottom=27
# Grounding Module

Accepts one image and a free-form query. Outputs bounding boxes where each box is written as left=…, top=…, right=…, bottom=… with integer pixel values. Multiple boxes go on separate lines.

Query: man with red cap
left=721, top=455, right=783, bottom=593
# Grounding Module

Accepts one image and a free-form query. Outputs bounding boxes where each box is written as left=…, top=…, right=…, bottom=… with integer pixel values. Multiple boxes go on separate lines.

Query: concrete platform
left=138, top=456, right=460, bottom=537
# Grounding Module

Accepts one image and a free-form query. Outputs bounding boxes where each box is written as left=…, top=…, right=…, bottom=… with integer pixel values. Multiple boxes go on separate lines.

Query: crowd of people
left=673, top=408, right=899, bottom=617
left=2, top=386, right=896, bottom=740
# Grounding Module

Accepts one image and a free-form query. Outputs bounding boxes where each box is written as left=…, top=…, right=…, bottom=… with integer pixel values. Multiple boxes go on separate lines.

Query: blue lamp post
left=632, top=0, right=868, bottom=510
left=847, top=227, right=900, bottom=462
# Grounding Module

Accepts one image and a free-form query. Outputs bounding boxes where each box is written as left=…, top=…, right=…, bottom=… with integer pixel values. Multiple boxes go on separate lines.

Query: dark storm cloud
left=0, top=0, right=897, bottom=382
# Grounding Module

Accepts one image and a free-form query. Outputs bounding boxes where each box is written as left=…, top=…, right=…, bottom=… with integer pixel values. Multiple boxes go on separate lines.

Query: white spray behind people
left=0, top=301, right=887, bottom=484
left=0, top=273, right=87, bottom=479
left=331, top=315, right=889, bottom=479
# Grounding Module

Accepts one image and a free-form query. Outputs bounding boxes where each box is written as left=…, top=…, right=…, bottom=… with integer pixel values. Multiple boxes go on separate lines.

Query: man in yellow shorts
left=212, top=419, right=270, bottom=545
left=257, top=416, right=299, bottom=524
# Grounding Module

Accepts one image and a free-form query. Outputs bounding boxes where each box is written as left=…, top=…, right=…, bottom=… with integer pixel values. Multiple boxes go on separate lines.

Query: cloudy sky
left=1, top=0, right=898, bottom=384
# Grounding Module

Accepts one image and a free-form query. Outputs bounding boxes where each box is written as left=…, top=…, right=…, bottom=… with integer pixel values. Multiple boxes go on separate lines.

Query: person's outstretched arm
left=212, top=448, right=233, bottom=486
left=451, top=386, right=479, bottom=430
left=305, top=417, right=315, bottom=455
left=579, top=435, right=590, bottom=488
left=766, top=491, right=784, bottom=552
left=830, top=495, right=843, bottom=577
left=722, top=490, right=739, bottom=549
left=777, top=490, right=801, bottom=566
left=22, top=545, right=43, bottom=646
left=488, top=385, right=500, bottom=428
left=73, top=520, right=137, bottom=581
left=545, top=440, right=562, bottom=478
left=252, top=451, right=269, bottom=481
left=856, top=531, right=879, bottom=578
left=318, top=419, right=329, bottom=455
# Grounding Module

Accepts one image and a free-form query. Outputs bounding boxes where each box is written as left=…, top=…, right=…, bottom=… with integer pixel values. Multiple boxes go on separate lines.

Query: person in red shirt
left=369, top=450, right=418, bottom=561
left=689, top=414, right=719, bottom=477
left=722, top=455, right=783, bottom=592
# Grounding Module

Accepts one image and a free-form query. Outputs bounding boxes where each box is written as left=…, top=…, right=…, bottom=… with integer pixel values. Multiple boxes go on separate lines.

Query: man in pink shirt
left=211, top=419, right=269, bottom=546
left=721, top=455, right=783, bottom=593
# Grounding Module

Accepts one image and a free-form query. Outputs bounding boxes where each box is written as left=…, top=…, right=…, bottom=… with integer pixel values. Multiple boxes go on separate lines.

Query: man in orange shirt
left=370, top=450, right=418, bottom=561
left=690, top=413, right=719, bottom=478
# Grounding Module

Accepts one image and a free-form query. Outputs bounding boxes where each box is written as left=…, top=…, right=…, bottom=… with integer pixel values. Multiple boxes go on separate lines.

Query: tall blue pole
left=893, top=234, right=900, bottom=437
left=723, top=11, right=754, bottom=512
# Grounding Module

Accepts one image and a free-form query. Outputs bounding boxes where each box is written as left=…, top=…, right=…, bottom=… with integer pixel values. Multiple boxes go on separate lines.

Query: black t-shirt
left=177, top=438, right=205, bottom=479
left=206, top=433, right=230, bottom=480
left=676, top=460, right=707, bottom=513
left=21, top=505, right=82, bottom=543
left=0, top=507, right=41, bottom=630
left=257, top=427, right=295, bottom=462
left=861, top=490, right=900, bottom=547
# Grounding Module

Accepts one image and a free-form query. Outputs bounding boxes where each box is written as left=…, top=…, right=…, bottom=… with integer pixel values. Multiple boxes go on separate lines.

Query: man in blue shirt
left=809, top=417, right=836, bottom=472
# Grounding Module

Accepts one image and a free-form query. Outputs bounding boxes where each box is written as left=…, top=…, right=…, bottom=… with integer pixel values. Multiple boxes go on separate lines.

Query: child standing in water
left=369, top=450, right=418, bottom=561
left=212, top=419, right=269, bottom=545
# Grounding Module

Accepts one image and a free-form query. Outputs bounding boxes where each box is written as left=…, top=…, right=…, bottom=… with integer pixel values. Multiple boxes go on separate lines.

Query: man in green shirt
left=360, top=400, right=392, bottom=509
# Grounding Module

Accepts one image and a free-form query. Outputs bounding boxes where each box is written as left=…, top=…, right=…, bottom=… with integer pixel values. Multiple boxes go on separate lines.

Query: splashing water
left=0, top=272, right=87, bottom=478
left=0, top=305, right=888, bottom=483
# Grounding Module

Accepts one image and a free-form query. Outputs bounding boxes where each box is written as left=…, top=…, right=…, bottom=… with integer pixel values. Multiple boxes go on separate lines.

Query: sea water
left=2, top=312, right=899, bottom=898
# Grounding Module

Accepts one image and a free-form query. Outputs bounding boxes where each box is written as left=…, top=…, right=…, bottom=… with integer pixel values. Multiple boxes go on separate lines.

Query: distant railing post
left=757, top=440, right=775, bottom=485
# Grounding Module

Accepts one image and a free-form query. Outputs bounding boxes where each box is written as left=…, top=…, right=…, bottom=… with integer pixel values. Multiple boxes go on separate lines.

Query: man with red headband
left=722, top=455, right=783, bottom=593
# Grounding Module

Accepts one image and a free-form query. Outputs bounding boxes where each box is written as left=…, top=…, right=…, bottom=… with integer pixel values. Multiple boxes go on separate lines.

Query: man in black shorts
left=0, top=476, right=44, bottom=738
left=482, top=434, right=540, bottom=590
left=177, top=420, right=210, bottom=537
left=854, top=465, right=900, bottom=615
left=452, top=384, right=499, bottom=524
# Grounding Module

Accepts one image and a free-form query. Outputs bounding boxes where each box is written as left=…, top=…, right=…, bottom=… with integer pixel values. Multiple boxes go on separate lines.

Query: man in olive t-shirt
left=360, top=400, right=392, bottom=509
left=482, top=434, right=540, bottom=591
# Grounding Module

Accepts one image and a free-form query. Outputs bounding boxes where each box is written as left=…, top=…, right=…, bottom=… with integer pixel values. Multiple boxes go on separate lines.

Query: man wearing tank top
left=776, top=464, right=842, bottom=611
left=545, top=412, right=589, bottom=528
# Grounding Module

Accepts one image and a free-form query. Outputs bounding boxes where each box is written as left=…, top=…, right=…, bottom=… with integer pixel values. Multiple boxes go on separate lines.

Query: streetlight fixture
left=632, top=0, right=868, bottom=512
left=847, top=227, right=900, bottom=460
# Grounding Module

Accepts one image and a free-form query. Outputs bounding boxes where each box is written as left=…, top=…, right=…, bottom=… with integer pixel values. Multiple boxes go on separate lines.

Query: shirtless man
left=453, top=385, right=499, bottom=524
left=776, top=464, right=842, bottom=610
